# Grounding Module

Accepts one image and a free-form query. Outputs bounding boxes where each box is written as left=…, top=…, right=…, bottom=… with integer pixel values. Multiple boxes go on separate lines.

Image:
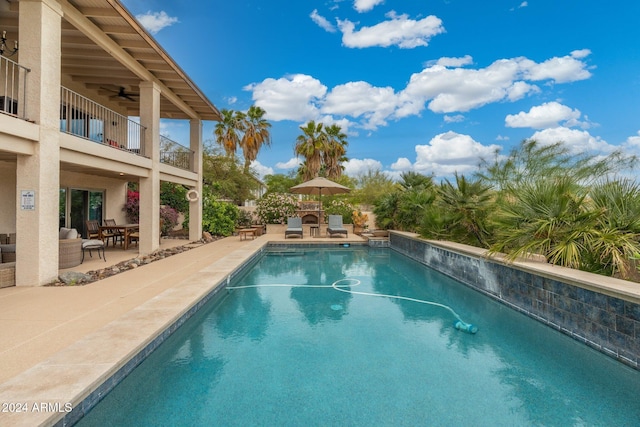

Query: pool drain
left=330, top=304, right=344, bottom=311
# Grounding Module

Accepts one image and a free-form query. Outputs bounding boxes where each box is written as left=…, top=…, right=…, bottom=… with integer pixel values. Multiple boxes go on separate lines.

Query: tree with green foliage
left=478, top=139, right=640, bottom=279
left=580, top=179, right=640, bottom=278
left=477, top=139, right=636, bottom=190
left=263, top=173, right=300, bottom=195
left=294, top=121, right=349, bottom=180
left=203, top=145, right=259, bottom=205
left=418, top=173, right=493, bottom=247
left=488, top=175, right=595, bottom=267
left=351, top=169, right=398, bottom=207
left=295, top=120, right=327, bottom=180
left=240, top=105, right=271, bottom=172
left=399, top=171, right=434, bottom=191
left=214, top=109, right=245, bottom=158
left=160, top=182, right=189, bottom=213
left=323, top=124, right=348, bottom=179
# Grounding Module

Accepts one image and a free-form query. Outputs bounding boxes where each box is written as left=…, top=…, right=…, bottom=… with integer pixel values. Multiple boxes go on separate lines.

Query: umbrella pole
left=318, top=187, right=323, bottom=227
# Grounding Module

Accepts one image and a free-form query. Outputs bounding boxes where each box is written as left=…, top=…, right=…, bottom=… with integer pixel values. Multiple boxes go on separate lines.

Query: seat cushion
left=82, top=239, right=105, bottom=248
left=59, top=227, right=70, bottom=239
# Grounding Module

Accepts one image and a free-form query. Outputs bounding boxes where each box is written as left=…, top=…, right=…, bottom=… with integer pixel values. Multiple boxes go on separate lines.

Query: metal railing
left=160, top=135, right=193, bottom=171
left=59, top=86, right=146, bottom=157
left=0, top=55, right=30, bottom=119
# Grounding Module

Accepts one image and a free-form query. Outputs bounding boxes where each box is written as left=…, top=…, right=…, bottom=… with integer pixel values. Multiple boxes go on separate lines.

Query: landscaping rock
left=59, top=271, right=91, bottom=286
left=47, top=236, right=223, bottom=287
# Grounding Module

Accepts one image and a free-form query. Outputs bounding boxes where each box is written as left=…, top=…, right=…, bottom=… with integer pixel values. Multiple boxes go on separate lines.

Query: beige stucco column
left=15, top=0, right=62, bottom=286
left=189, top=118, right=203, bottom=241
left=138, top=81, right=160, bottom=254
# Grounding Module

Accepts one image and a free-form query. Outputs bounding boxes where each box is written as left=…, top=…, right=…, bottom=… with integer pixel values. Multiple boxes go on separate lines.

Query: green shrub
left=256, top=193, right=298, bottom=224
left=201, top=197, right=239, bottom=236
left=324, top=199, right=354, bottom=223
left=236, top=209, right=253, bottom=228
left=160, top=182, right=189, bottom=213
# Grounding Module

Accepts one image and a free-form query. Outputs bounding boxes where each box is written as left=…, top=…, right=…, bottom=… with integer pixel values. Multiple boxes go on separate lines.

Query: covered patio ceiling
left=1, top=0, right=221, bottom=122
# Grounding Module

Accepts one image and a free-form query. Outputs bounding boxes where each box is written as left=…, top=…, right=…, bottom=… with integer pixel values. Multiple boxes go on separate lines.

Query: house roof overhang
left=3, top=0, right=221, bottom=122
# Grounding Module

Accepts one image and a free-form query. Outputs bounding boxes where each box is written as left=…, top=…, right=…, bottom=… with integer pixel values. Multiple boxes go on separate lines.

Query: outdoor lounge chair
left=285, top=217, right=303, bottom=239
left=327, top=215, right=348, bottom=238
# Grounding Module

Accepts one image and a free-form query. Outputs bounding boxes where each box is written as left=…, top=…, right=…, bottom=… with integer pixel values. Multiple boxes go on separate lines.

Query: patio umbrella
left=290, top=177, right=351, bottom=225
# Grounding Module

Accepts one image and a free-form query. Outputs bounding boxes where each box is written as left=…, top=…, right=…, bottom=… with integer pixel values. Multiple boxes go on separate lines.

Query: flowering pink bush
left=160, top=206, right=179, bottom=235
left=256, top=193, right=298, bottom=224
left=123, top=190, right=180, bottom=235
left=124, top=190, right=139, bottom=223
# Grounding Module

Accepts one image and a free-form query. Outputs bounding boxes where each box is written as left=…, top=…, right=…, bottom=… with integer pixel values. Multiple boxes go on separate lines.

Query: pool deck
left=0, top=232, right=367, bottom=426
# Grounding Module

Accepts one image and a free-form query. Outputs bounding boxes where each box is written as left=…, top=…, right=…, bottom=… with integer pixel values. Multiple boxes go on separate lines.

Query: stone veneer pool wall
left=390, top=232, right=640, bottom=370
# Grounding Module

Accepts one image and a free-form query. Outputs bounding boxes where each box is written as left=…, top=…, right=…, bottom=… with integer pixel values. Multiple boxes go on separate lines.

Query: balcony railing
left=59, top=86, right=146, bottom=157
left=0, top=55, right=30, bottom=119
left=160, top=135, right=193, bottom=171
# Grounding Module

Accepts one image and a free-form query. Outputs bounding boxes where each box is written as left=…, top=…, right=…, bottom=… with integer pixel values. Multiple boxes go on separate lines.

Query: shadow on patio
left=59, top=238, right=195, bottom=276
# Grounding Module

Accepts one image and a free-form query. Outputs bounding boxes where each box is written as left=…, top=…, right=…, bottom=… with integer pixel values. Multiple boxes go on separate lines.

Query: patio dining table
left=99, top=224, right=139, bottom=250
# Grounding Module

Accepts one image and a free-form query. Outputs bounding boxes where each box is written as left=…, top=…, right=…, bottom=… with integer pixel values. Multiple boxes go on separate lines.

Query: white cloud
left=389, top=132, right=501, bottom=178
left=135, top=11, right=178, bottom=35
left=244, top=51, right=593, bottom=133
left=353, top=0, right=384, bottom=13
left=621, top=131, right=640, bottom=156
left=390, top=157, right=413, bottom=171
left=275, top=157, right=301, bottom=170
left=244, top=74, right=327, bottom=121
left=338, top=12, right=445, bottom=49
left=317, top=116, right=357, bottom=136
left=530, top=127, right=616, bottom=154
left=519, top=2, right=528, bottom=8
left=518, top=50, right=592, bottom=83
left=250, top=160, right=274, bottom=179
left=343, top=158, right=383, bottom=176
left=570, top=49, right=591, bottom=59
left=310, top=9, right=336, bottom=33
left=399, top=52, right=590, bottom=114
left=505, top=102, right=583, bottom=129
left=322, top=81, right=398, bottom=130
left=443, top=114, right=465, bottom=123
left=430, top=55, right=473, bottom=68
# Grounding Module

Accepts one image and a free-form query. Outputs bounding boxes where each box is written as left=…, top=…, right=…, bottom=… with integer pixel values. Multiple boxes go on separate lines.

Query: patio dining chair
left=103, top=219, right=123, bottom=247
left=85, top=220, right=101, bottom=240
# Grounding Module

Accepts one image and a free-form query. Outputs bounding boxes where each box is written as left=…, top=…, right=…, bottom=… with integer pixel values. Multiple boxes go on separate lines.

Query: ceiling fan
left=101, top=86, right=138, bottom=102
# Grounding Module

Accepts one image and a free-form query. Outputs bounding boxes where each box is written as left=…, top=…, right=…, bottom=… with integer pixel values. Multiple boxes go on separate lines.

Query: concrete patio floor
left=0, top=232, right=366, bottom=426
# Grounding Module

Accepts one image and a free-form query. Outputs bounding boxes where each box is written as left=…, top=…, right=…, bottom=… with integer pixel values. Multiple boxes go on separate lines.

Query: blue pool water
left=78, top=247, right=640, bottom=426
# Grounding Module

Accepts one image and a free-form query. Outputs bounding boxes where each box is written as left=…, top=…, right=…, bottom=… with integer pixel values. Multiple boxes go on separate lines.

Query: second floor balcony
left=0, top=55, right=29, bottom=119
left=59, top=87, right=193, bottom=171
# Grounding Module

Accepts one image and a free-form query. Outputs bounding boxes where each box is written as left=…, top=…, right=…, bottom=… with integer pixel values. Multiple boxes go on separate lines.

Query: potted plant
left=352, top=210, right=368, bottom=235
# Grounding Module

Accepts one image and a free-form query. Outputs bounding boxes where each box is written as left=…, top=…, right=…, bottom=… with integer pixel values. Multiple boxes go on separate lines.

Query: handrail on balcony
left=59, top=86, right=146, bottom=157
left=0, top=55, right=30, bottom=119
left=160, top=135, right=194, bottom=171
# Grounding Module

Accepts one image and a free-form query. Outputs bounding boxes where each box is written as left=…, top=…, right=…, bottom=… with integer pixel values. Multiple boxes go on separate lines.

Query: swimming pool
left=77, top=246, right=640, bottom=426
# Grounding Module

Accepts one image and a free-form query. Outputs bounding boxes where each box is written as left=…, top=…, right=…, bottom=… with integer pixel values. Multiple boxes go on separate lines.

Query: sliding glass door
left=59, top=188, right=104, bottom=238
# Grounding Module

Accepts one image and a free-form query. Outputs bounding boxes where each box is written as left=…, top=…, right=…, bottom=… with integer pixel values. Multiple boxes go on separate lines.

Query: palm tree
left=295, top=121, right=327, bottom=180
left=239, top=105, right=271, bottom=172
left=433, top=173, right=493, bottom=247
left=323, top=124, right=348, bottom=180
left=489, top=176, right=597, bottom=268
left=586, top=179, right=640, bottom=279
left=214, top=109, right=245, bottom=158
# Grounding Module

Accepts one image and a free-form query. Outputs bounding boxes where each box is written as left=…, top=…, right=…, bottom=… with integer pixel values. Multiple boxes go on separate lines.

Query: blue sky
left=122, top=0, right=640, bottom=180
